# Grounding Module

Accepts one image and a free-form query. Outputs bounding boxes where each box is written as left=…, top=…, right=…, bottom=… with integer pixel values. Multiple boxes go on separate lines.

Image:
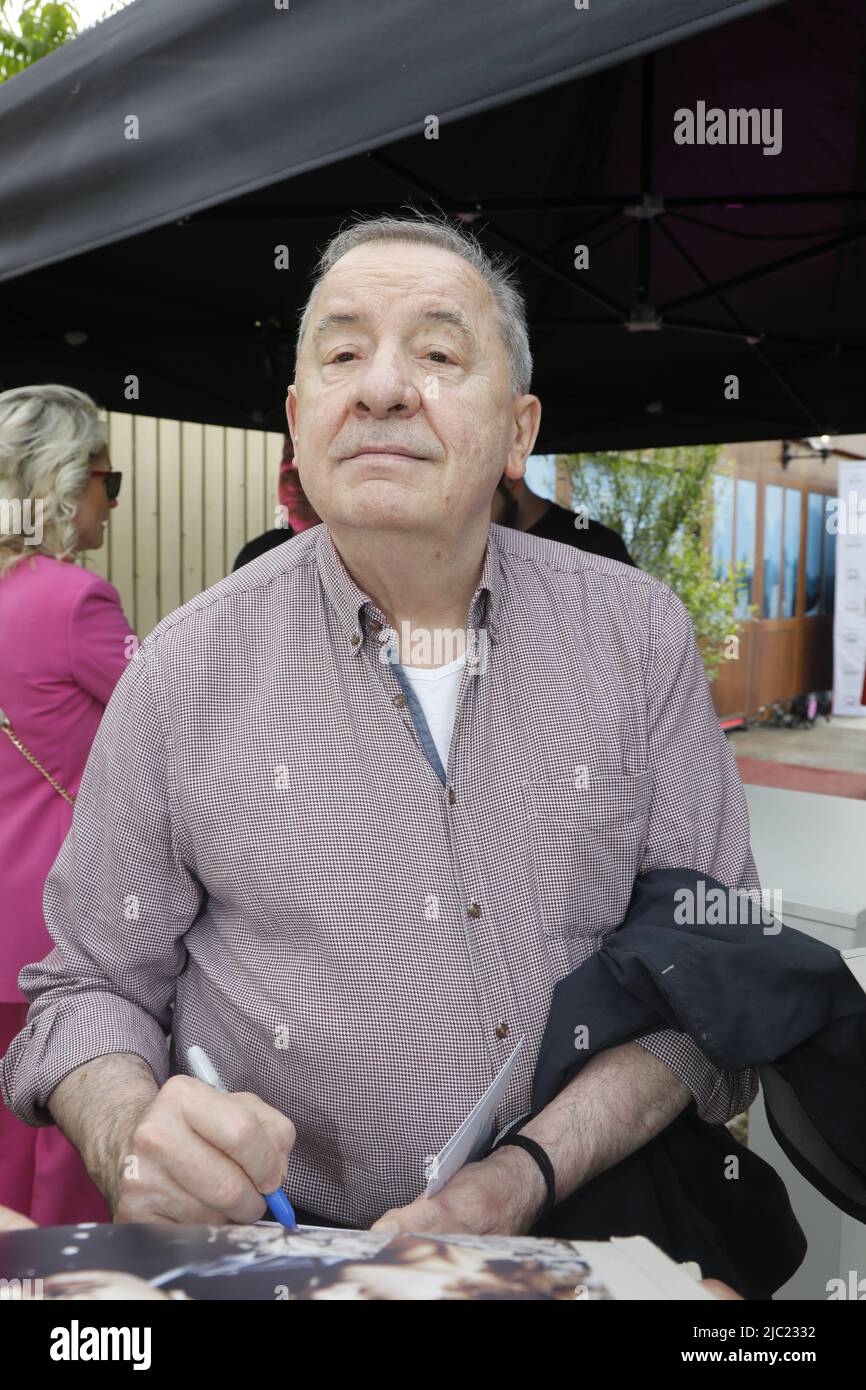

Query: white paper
left=842, top=947, right=866, bottom=994
left=425, top=1037, right=525, bottom=1197
left=576, top=1236, right=716, bottom=1300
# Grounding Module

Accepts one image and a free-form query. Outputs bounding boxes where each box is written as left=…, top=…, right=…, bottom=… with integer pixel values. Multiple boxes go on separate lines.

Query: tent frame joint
left=624, top=193, right=665, bottom=220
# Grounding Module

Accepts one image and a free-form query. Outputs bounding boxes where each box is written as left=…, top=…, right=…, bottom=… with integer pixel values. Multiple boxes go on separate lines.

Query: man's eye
left=328, top=349, right=451, bottom=365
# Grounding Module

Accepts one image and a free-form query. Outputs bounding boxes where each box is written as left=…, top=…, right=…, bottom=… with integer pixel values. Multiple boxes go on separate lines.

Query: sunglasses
left=90, top=469, right=123, bottom=500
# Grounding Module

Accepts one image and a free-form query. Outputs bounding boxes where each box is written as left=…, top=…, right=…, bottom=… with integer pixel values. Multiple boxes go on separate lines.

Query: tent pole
left=637, top=54, right=656, bottom=306
left=661, top=220, right=866, bottom=313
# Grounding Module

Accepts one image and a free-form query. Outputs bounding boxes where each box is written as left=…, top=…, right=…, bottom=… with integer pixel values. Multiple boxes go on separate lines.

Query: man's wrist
left=48, top=1053, right=159, bottom=1208
left=483, top=1141, right=550, bottom=1233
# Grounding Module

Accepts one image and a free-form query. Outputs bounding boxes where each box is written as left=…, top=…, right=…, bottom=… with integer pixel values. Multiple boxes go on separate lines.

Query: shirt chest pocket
left=522, top=772, right=653, bottom=939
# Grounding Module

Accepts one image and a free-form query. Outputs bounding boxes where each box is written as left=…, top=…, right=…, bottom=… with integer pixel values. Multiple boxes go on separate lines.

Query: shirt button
left=447, top=788, right=457, bottom=805
left=495, top=1021, right=510, bottom=1039
left=393, top=693, right=407, bottom=708
left=350, top=631, right=361, bottom=647
left=467, top=902, right=481, bottom=918
left=369, top=620, right=382, bottom=634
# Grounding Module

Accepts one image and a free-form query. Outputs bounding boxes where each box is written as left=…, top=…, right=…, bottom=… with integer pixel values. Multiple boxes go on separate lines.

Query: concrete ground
left=725, top=716, right=866, bottom=773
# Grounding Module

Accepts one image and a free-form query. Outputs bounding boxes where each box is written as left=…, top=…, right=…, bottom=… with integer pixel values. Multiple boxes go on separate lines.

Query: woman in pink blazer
left=0, top=384, right=134, bottom=1225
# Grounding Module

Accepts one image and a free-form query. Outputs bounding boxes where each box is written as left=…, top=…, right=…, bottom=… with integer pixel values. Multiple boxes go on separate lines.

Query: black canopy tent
left=1, top=0, right=865, bottom=450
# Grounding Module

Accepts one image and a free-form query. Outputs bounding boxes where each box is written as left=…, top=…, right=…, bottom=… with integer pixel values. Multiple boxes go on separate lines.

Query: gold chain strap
left=0, top=708, right=75, bottom=805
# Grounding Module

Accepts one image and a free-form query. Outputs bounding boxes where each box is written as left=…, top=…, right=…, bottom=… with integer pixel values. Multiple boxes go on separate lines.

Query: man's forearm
left=48, top=1053, right=160, bottom=1207
left=499, top=1041, right=692, bottom=1223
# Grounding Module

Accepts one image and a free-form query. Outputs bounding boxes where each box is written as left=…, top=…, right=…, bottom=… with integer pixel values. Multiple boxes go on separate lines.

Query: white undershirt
left=400, top=653, right=467, bottom=771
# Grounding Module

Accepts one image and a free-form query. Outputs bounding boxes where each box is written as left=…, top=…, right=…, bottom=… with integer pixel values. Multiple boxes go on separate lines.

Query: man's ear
left=285, top=386, right=298, bottom=442
left=500, top=458, right=526, bottom=489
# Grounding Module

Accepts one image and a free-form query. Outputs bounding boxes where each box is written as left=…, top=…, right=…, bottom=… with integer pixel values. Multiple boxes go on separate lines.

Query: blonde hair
left=0, top=384, right=107, bottom=578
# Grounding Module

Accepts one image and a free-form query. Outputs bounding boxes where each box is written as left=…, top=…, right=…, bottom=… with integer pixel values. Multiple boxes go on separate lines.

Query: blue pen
left=186, top=1045, right=297, bottom=1229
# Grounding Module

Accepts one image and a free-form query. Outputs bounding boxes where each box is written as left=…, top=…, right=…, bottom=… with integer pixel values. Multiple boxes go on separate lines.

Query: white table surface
left=744, top=784, right=866, bottom=933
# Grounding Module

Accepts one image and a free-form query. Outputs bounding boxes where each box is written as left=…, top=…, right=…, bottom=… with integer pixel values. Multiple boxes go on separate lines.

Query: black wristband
left=493, top=1133, right=557, bottom=1224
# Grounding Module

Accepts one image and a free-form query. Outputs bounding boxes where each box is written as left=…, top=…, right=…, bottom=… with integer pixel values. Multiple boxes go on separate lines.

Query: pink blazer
left=0, top=554, right=134, bottom=1001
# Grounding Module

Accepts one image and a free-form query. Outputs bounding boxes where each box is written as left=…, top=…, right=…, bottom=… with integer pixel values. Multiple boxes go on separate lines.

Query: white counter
left=742, top=784, right=866, bottom=1300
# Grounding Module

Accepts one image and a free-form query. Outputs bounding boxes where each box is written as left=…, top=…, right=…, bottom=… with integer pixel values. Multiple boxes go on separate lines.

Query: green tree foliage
left=0, top=1, right=79, bottom=81
left=560, top=445, right=753, bottom=682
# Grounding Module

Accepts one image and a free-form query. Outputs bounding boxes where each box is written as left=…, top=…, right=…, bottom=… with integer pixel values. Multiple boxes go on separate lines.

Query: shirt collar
left=315, top=523, right=501, bottom=658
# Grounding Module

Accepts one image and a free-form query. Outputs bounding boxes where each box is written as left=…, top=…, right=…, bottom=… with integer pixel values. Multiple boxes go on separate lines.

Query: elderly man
left=1, top=214, right=758, bottom=1243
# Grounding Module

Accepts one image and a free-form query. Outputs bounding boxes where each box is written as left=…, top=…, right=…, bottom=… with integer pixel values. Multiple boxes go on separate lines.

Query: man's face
left=286, top=241, right=539, bottom=537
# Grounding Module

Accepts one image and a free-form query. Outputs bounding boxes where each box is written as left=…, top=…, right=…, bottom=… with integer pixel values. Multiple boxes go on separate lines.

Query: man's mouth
left=345, top=447, right=426, bottom=461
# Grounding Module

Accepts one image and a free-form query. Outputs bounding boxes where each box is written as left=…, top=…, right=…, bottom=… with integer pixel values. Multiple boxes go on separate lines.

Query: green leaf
left=561, top=444, right=742, bottom=683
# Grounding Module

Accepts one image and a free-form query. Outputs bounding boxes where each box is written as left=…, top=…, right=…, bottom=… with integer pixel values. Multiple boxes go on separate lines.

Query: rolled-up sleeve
left=633, top=586, right=760, bottom=1124
left=0, top=640, right=203, bottom=1127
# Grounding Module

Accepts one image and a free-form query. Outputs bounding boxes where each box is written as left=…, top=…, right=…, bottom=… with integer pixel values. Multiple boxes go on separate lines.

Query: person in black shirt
left=490, top=474, right=635, bottom=566
left=232, top=527, right=294, bottom=571
left=233, top=467, right=635, bottom=571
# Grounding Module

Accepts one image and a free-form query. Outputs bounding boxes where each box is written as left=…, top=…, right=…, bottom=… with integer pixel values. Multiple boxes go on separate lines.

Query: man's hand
left=0, top=1204, right=37, bottom=1231
left=702, top=1279, right=744, bottom=1300
left=371, top=1041, right=691, bottom=1242
left=105, top=1074, right=296, bottom=1224
left=370, top=1144, right=547, bottom=1237
left=48, top=1054, right=296, bottom=1225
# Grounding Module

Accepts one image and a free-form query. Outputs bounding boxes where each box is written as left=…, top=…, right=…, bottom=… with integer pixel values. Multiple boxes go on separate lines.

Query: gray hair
left=294, top=212, right=533, bottom=395
left=0, top=384, right=107, bottom=578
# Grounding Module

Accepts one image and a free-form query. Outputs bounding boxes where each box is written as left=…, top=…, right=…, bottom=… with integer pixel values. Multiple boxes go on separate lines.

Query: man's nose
left=352, top=348, right=422, bottom=418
